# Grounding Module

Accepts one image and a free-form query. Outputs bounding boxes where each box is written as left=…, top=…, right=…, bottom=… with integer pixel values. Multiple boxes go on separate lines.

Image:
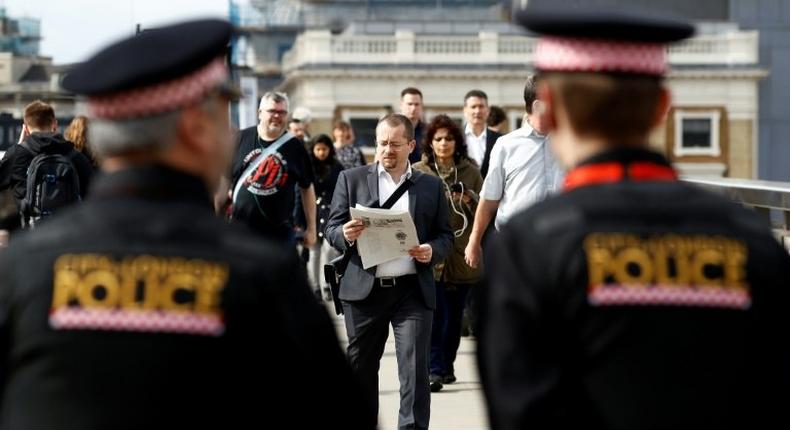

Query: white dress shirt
left=375, top=162, right=418, bottom=278
left=480, top=122, right=565, bottom=231
left=464, top=124, right=488, bottom=167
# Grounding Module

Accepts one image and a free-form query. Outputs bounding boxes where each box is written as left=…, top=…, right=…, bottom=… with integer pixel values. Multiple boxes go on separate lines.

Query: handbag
left=324, top=178, right=414, bottom=315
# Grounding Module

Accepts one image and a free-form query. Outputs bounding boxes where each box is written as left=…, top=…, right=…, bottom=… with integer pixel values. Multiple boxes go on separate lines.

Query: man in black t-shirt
left=229, top=92, right=316, bottom=245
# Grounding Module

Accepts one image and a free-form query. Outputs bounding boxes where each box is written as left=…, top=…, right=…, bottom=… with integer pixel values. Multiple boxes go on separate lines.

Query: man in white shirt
left=463, top=90, right=502, bottom=177
left=465, top=76, right=564, bottom=268
left=326, top=114, right=453, bottom=430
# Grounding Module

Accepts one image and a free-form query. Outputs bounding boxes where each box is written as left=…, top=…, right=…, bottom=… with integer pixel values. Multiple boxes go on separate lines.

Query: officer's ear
left=652, top=86, right=671, bottom=129
left=536, top=81, right=556, bottom=132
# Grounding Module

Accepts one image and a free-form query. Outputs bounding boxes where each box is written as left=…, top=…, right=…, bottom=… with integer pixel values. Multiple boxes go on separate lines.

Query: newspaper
left=349, top=204, right=419, bottom=269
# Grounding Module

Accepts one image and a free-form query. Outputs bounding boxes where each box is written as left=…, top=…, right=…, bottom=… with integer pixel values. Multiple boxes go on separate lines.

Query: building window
left=349, top=118, right=379, bottom=148
left=674, top=110, right=720, bottom=157
left=342, top=109, right=389, bottom=148
left=277, top=43, right=293, bottom=62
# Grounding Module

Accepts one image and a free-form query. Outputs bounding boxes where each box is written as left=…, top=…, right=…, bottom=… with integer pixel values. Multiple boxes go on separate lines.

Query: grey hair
left=259, top=91, right=290, bottom=112
left=89, top=111, right=181, bottom=157
left=88, top=96, right=219, bottom=157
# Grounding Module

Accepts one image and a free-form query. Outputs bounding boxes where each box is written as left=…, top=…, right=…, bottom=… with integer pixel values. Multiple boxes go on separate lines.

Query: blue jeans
left=429, top=282, right=471, bottom=377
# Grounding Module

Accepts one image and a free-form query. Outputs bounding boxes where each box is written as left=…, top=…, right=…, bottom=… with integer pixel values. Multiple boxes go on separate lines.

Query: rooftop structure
left=0, top=7, right=40, bottom=56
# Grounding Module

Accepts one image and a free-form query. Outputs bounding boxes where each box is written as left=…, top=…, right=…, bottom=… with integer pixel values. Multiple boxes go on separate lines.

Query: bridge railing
left=2, top=176, right=787, bottom=250
left=683, top=177, right=790, bottom=251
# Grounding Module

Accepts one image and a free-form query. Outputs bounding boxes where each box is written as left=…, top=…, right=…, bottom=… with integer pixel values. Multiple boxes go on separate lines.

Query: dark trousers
left=463, top=225, right=497, bottom=336
left=430, top=282, right=471, bottom=377
left=342, top=279, right=433, bottom=430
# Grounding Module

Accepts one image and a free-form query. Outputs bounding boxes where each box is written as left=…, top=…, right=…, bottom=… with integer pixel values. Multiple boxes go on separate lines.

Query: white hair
left=291, top=106, right=312, bottom=123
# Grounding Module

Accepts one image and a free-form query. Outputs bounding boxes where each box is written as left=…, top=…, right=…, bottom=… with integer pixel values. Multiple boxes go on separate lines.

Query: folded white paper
left=349, top=204, right=420, bottom=269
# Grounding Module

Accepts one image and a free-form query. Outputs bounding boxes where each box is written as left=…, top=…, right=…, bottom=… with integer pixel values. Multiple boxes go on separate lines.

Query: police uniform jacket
left=0, top=165, right=373, bottom=429
left=478, top=148, right=790, bottom=430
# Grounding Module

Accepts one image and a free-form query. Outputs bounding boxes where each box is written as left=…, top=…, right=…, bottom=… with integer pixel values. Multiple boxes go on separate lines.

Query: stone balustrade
left=282, top=30, right=759, bottom=71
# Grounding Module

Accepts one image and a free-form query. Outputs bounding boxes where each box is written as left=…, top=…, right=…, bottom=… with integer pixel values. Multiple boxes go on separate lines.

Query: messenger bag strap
left=231, top=131, right=294, bottom=205
left=379, top=177, right=413, bottom=210
left=343, top=177, right=413, bottom=258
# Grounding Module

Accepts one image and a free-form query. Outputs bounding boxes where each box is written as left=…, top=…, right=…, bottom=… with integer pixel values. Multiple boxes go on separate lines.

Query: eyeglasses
left=264, top=109, right=288, bottom=116
left=376, top=140, right=409, bottom=150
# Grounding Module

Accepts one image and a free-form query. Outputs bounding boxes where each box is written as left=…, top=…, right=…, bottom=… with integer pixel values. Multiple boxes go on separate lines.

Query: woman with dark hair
left=412, top=114, right=483, bottom=392
left=303, top=134, right=344, bottom=300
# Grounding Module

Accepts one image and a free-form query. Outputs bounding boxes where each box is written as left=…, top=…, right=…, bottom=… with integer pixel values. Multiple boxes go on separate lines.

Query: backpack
left=19, top=142, right=82, bottom=228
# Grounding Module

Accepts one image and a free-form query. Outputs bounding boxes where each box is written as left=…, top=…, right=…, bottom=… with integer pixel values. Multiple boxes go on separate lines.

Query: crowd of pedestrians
left=0, top=5, right=787, bottom=430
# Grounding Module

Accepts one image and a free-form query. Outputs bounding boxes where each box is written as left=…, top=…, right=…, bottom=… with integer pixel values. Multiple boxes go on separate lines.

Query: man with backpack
left=0, top=100, right=93, bottom=228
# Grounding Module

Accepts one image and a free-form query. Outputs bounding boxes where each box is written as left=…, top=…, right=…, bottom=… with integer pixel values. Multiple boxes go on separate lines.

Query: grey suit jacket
left=325, top=163, right=453, bottom=309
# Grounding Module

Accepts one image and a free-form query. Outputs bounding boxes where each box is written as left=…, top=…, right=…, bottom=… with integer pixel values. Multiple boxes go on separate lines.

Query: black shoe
left=442, top=373, right=456, bottom=384
left=429, top=374, right=443, bottom=392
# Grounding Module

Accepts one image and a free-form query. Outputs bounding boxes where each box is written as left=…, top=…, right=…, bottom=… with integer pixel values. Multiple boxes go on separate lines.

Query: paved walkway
left=329, top=310, right=489, bottom=429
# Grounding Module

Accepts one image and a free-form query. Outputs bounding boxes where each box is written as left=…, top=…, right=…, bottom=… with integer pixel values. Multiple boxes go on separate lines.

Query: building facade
left=233, top=0, right=784, bottom=179
left=0, top=8, right=74, bottom=151
left=230, top=0, right=512, bottom=128
left=279, top=26, right=765, bottom=178
left=519, top=0, right=790, bottom=181
left=0, top=7, right=40, bottom=56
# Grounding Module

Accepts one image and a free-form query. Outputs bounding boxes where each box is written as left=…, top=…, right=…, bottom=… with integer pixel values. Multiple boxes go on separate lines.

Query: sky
left=4, top=0, right=230, bottom=64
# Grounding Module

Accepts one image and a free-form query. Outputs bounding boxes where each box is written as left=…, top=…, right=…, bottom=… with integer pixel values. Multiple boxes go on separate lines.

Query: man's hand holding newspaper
left=342, top=204, right=430, bottom=269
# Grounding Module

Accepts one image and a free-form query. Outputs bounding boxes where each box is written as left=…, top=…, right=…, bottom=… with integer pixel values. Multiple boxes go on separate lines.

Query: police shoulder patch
left=583, top=233, right=751, bottom=310
left=50, top=254, right=229, bottom=336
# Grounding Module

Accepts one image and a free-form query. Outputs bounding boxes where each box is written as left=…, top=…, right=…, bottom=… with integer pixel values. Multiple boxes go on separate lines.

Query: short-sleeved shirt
left=480, top=123, right=564, bottom=230
left=230, top=127, right=314, bottom=239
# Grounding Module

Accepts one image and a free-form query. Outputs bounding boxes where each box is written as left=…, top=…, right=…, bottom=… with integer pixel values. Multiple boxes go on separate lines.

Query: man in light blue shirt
left=465, top=76, right=564, bottom=268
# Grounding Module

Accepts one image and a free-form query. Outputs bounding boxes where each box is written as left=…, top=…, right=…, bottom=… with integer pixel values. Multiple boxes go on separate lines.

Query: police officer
left=477, top=7, right=790, bottom=430
left=0, top=20, right=372, bottom=429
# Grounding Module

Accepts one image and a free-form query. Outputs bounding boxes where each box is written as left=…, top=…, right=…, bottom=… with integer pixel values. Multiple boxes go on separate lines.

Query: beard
left=380, top=155, right=398, bottom=169
left=266, top=121, right=284, bottom=135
